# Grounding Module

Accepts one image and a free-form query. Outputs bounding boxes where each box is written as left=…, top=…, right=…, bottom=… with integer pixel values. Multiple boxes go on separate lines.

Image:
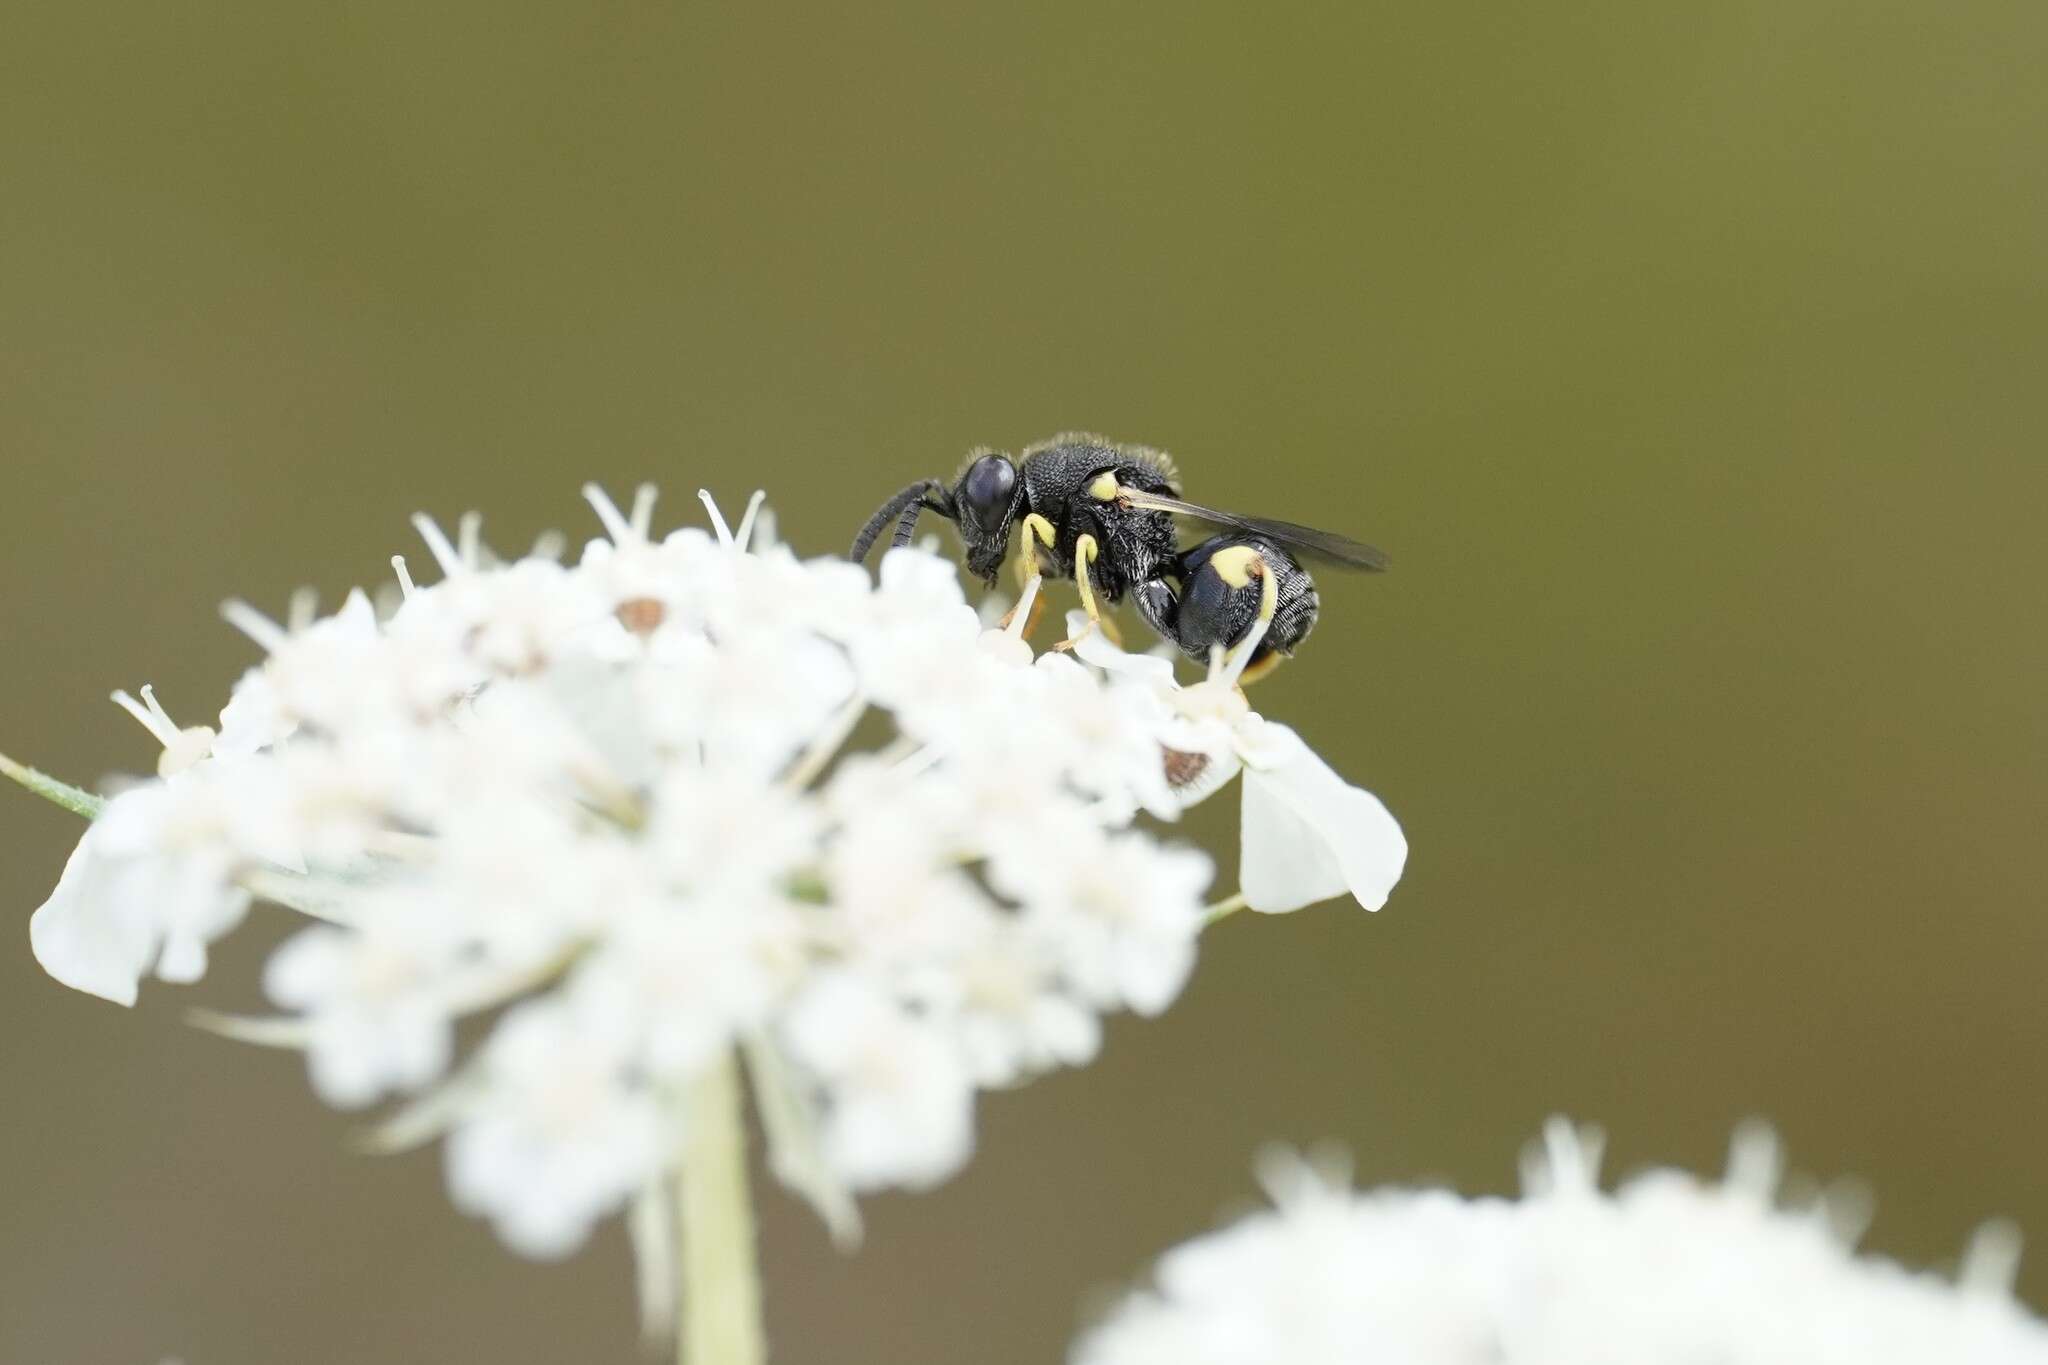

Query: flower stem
left=0, top=750, right=105, bottom=820
left=1204, top=891, right=1249, bottom=926
left=676, top=1049, right=765, bottom=1365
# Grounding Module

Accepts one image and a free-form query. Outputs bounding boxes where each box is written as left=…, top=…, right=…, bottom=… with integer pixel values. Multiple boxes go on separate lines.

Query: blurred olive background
left=4, top=1, right=2046, bottom=1361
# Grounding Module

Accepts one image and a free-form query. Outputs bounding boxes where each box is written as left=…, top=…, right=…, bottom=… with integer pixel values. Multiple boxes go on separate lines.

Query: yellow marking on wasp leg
left=1052, top=534, right=1114, bottom=653
left=1088, top=471, right=1119, bottom=501
left=1074, top=534, right=1104, bottom=627
left=1022, top=512, right=1059, bottom=555
left=1003, top=513, right=1063, bottom=638
left=1009, top=511, right=1060, bottom=595
left=1020, top=513, right=1060, bottom=579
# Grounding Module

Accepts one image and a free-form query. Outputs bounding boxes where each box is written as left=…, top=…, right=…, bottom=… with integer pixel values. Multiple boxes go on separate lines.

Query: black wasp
left=849, top=433, right=1386, bottom=682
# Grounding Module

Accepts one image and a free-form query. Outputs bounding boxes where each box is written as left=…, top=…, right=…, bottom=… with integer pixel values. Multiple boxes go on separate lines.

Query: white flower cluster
left=1074, top=1120, right=2048, bottom=1365
left=26, top=486, right=1406, bottom=1259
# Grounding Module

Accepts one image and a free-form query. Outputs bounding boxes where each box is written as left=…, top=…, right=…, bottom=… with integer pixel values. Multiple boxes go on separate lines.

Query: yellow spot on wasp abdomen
left=1207, top=545, right=1266, bottom=588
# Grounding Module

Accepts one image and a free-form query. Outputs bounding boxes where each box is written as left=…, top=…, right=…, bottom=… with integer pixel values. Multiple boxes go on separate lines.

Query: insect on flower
left=849, top=433, right=1389, bottom=682
left=6, top=479, right=1410, bottom=1365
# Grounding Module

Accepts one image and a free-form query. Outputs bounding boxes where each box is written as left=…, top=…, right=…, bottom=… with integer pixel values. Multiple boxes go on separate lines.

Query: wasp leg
left=1073, top=534, right=1103, bottom=631
left=1210, top=545, right=1281, bottom=689
left=1007, top=531, right=1036, bottom=601
left=998, top=514, right=1062, bottom=637
left=1054, top=533, right=1124, bottom=650
left=1021, top=512, right=1059, bottom=566
left=1132, top=578, right=1182, bottom=653
left=1236, top=651, right=1286, bottom=685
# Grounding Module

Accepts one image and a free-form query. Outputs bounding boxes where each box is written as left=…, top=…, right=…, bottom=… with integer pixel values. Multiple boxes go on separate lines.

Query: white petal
left=1067, top=611, right=1177, bottom=683
left=307, top=1024, right=387, bottom=1108
left=1239, top=724, right=1407, bottom=913
left=28, top=832, right=152, bottom=1007
left=743, top=1035, right=863, bottom=1248
left=877, top=546, right=966, bottom=605
left=978, top=628, right=1034, bottom=669
left=1118, top=936, right=1197, bottom=1016
left=155, top=933, right=210, bottom=983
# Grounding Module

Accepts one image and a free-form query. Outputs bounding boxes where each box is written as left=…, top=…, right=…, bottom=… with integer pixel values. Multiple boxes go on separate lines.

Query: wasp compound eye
left=960, top=455, right=1017, bottom=528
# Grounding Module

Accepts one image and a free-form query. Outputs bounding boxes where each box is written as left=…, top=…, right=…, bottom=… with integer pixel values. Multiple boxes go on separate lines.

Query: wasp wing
left=1118, top=490, right=1390, bottom=570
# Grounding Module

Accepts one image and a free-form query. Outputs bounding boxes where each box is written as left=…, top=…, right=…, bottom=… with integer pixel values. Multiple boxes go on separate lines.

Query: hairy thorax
left=1018, top=437, right=1181, bottom=602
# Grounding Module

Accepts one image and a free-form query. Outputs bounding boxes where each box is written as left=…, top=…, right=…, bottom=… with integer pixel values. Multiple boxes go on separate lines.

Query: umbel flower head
left=1073, top=1120, right=2048, bottom=1365
left=19, top=485, right=1407, bottom=1262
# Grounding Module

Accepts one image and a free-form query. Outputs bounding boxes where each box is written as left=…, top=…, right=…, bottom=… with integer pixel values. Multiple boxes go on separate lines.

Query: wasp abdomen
left=1168, top=534, right=1319, bottom=666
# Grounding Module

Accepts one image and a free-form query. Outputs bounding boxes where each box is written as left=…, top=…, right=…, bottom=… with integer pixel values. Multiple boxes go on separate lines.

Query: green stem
left=1204, top=891, right=1249, bottom=926
left=676, top=1049, right=765, bottom=1365
left=0, top=751, right=105, bottom=820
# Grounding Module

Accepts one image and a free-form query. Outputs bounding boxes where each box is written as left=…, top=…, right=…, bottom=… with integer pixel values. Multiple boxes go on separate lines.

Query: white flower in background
left=14, top=482, right=1407, bottom=1276
left=1073, top=1119, right=2048, bottom=1365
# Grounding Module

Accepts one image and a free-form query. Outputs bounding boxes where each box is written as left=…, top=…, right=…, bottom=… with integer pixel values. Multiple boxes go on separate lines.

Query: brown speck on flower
left=1162, top=747, right=1210, bottom=790
left=615, top=597, right=666, bottom=635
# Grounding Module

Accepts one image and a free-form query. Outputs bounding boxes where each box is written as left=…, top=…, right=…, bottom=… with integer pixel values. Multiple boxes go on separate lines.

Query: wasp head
left=950, top=451, right=1025, bottom=585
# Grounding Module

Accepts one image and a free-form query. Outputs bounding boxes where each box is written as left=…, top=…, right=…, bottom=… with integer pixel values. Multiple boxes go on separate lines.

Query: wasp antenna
left=890, top=487, right=940, bottom=550
left=851, top=480, right=945, bottom=562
